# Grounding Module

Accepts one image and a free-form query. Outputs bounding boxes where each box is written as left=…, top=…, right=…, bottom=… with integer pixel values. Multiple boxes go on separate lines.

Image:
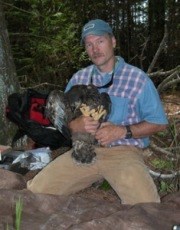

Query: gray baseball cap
left=81, top=19, right=113, bottom=44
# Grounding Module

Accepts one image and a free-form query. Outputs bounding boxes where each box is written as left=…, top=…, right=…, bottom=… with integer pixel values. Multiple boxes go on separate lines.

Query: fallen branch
left=147, top=25, right=168, bottom=74
left=164, top=146, right=180, bottom=152
left=140, top=36, right=150, bottom=69
left=0, top=1, right=33, bottom=15
left=9, top=32, right=53, bottom=40
left=157, top=70, right=180, bottom=93
left=21, top=82, right=62, bottom=90
left=150, top=142, right=174, bottom=156
left=149, top=65, right=180, bottom=78
left=148, top=143, right=180, bottom=178
left=167, top=111, right=180, bottom=117
left=149, top=169, right=179, bottom=179
left=163, top=98, right=180, bottom=105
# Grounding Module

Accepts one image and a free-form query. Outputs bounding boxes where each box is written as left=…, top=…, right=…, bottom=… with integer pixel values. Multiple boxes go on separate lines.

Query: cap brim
left=80, top=30, right=111, bottom=45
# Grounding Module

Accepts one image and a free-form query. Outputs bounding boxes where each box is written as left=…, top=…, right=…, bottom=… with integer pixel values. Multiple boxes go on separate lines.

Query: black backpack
left=6, top=89, right=71, bottom=150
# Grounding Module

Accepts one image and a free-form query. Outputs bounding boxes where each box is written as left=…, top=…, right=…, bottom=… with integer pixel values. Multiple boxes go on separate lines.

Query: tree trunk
left=0, top=3, right=19, bottom=145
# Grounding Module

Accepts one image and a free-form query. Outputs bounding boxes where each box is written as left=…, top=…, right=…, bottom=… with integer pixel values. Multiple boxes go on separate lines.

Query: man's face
left=84, top=34, right=116, bottom=72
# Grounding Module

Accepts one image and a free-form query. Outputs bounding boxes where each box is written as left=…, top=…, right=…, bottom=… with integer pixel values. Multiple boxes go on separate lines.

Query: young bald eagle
left=45, top=84, right=111, bottom=164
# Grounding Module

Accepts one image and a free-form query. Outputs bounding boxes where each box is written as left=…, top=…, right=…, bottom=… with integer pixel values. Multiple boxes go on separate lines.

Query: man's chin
left=92, top=58, right=104, bottom=67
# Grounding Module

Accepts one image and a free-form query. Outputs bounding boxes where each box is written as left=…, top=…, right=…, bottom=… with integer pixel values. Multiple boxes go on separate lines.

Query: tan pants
left=27, top=146, right=160, bottom=204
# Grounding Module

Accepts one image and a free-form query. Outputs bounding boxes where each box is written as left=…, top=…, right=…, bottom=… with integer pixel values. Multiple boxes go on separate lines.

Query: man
left=27, top=19, right=168, bottom=204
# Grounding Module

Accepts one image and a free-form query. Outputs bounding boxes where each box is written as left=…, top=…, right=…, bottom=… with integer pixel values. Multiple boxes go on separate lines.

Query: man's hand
left=68, top=116, right=100, bottom=135
left=95, top=122, right=126, bottom=146
left=95, top=121, right=167, bottom=146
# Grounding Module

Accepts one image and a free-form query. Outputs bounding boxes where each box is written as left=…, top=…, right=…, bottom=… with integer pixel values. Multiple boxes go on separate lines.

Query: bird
left=45, top=84, right=111, bottom=164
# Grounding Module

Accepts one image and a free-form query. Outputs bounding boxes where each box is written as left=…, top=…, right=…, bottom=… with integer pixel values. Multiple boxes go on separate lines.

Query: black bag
left=6, top=89, right=71, bottom=150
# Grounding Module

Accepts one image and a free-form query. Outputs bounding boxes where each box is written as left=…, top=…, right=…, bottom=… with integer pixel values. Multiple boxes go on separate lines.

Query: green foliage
left=15, top=197, right=23, bottom=230
left=159, top=181, right=175, bottom=194
left=151, top=158, right=174, bottom=170
left=5, top=197, right=23, bottom=229
left=99, top=180, right=112, bottom=191
left=3, top=0, right=179, bottom=89
left=156, top=118, right=180, bottom=150
left=168, top=119, right=179, bottom=148
left=156, top=130, right=168, bottom=138
left=4, top=0, right=83, bottom=88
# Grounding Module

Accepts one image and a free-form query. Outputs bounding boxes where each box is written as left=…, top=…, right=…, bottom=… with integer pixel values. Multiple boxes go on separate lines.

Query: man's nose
left=92, top=43, right=99, bottom=52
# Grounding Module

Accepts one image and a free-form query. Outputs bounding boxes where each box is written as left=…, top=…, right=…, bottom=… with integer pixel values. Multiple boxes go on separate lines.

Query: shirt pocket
left=108, top=96, right=129, bottom=124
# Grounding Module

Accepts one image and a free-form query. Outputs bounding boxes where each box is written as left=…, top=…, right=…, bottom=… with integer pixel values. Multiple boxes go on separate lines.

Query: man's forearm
left=129, top=121, right=167, bottom=139
left=95, top=121, right=167, bottom=146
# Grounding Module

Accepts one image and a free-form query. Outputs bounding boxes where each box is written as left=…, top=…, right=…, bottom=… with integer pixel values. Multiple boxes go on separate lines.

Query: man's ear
left=112, top=36, right=116, bottom=48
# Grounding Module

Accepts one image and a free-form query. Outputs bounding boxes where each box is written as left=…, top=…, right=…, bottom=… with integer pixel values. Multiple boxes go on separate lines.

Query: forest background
left=0, top=0, right=179, bottom=195
left=2, top=0, right=179, bottom=89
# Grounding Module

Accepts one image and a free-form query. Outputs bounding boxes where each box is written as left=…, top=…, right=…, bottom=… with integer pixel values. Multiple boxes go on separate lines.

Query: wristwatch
left=125, top=125, right=132, bottom=139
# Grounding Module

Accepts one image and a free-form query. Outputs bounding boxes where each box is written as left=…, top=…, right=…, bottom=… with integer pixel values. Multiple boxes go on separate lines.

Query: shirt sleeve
left=64, top=75, right=77, bottom=92
left=64, top=81, right=73, bottom=92
left=137, top=78, right=168, bottom=124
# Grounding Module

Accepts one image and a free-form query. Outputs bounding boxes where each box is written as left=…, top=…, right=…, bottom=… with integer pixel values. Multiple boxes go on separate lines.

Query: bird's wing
left=45, top=90, right=70, bottom=139
left=99, top=92, right=111, bottom=121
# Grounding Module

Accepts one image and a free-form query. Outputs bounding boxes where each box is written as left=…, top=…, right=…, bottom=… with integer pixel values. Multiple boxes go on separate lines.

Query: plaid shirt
left=66, top=56, right=168, bottom=148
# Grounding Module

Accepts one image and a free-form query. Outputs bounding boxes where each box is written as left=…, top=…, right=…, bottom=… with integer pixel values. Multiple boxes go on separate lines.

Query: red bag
left=6, top=89, right=71, bottom=150
left=29, top=97, right=50, bottom=126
